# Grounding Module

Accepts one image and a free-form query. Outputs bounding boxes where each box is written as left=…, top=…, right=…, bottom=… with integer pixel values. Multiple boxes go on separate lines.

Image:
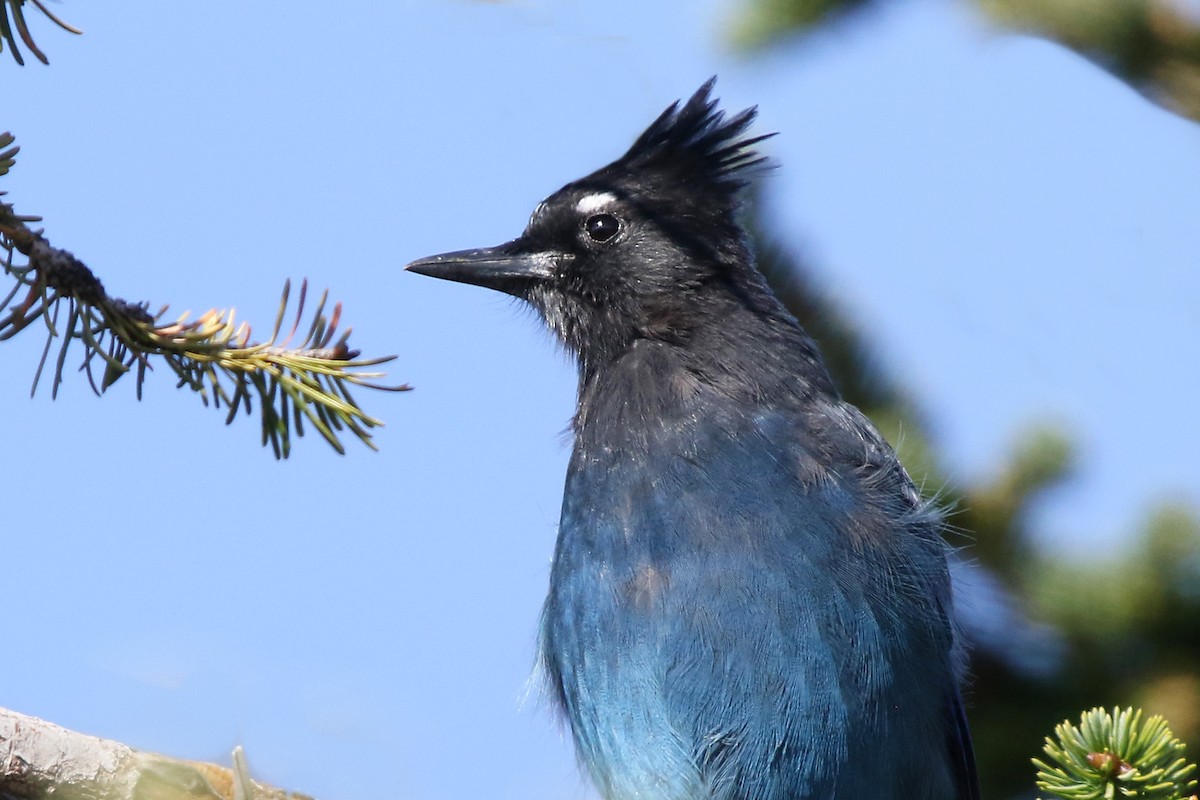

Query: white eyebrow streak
left=575, top=192, right=618, bottom=215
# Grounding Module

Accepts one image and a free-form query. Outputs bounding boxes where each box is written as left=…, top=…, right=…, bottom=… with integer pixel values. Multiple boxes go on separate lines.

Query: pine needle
left=1, top=0, right=81, bottom=65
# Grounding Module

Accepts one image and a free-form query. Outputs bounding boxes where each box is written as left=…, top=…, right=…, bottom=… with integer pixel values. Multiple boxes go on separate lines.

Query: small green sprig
left=0, top=0, right=81, bottom=65
left=1, top=132, right=409, bottom=458
left=1035, top=707, right=1198, bottom=800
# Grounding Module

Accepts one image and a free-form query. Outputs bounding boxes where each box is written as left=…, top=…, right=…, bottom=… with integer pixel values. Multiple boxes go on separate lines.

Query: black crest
left=586, top=77, right=774, bottom=210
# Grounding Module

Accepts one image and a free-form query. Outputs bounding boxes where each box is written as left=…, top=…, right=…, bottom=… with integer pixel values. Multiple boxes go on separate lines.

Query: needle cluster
left=1, top=132, right=407, bottom=458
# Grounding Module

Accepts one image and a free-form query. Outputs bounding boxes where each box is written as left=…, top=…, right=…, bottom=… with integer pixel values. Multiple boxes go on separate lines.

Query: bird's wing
left=947, top=690, right=982, bottom=800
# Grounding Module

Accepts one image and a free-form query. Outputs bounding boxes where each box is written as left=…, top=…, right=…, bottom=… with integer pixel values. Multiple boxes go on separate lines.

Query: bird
left=406, top=78, right=980, bottom=800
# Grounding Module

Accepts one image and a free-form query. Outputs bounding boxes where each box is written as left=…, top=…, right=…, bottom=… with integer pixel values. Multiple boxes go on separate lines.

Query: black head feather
left=582, top=77, right=775, bottom=218
left=407, top=78, right=798, bottom=382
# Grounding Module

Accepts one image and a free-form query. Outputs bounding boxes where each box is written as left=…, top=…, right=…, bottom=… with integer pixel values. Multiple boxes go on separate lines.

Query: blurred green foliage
left=731, top=0, right=1200, bottom=121
left=732, top=0, right=876, bottom=49
left=751, top=153, right=1199, bottom=800
left=737, top=3, right=1200, bottom=796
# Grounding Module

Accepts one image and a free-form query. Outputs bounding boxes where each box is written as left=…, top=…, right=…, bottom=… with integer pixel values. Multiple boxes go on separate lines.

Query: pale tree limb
left=0, top=706, right=314, bottom=800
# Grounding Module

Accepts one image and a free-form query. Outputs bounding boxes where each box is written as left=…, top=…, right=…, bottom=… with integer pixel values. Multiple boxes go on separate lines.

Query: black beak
left=405, top=239, right=559, bottom=296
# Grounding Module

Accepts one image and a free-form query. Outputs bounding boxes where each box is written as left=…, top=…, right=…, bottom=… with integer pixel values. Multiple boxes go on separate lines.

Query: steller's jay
left=406, top=78, right=980, bottom=800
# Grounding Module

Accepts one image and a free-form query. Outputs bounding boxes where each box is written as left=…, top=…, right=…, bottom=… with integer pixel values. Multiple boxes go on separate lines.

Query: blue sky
left=4, top=2, right=1198, bottom=799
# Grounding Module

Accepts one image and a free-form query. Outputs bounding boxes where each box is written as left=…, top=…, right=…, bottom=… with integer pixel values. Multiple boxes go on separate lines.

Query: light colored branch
left=0, top=706, right=314, bottom=800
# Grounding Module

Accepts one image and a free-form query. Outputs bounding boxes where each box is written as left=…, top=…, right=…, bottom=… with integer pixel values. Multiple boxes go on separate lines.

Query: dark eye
left=584, top=213, right=621, bottom=243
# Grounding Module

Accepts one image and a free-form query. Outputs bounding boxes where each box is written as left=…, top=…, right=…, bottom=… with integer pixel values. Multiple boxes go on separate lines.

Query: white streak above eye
left=575, top=192, right=618, bottom=215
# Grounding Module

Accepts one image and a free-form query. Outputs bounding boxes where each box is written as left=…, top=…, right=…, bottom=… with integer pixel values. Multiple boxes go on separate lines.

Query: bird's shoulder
left=574, top=336, right=914, bottom=498
left=567, top=337, right=943, bottom=563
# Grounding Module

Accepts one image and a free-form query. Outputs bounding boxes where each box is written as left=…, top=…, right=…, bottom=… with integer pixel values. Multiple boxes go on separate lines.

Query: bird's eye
left=584, top=213, right=621, bottom=243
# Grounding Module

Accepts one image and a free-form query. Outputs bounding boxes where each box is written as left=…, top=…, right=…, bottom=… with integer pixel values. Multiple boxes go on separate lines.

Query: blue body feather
left=540, top=340, right=971, bottom=799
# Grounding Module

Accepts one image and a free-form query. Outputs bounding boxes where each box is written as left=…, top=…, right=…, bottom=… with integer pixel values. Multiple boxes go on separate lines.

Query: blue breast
left=539, top=403, right=966, bottom=800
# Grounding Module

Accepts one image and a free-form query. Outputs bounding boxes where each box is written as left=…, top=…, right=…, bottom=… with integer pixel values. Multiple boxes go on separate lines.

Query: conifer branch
left=1, top=132, right=409, bottom=458
left=1035, top=707, right=1198, bottom=800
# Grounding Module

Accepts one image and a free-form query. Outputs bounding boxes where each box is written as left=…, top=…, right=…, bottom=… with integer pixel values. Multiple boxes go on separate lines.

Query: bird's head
left=406, top=78, right=776, bottom=374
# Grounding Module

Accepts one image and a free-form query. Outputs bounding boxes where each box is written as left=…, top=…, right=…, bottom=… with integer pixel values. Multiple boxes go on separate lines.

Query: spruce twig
left=0, top=132, right=409, bottom=458
left=1034, top=707, right=1198, bottom=800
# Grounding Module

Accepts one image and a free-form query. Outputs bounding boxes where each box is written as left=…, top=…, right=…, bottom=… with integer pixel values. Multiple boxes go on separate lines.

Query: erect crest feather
left=606, top=77, right=774, bottom=200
